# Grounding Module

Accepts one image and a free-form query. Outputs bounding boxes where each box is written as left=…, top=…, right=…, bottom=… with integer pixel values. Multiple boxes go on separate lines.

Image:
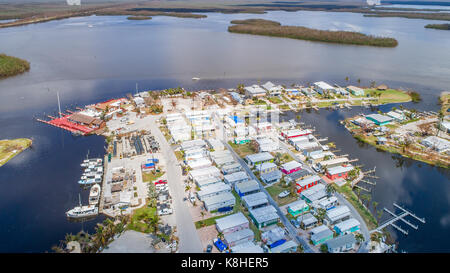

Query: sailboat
left=66, top=194, right=98, bottom=218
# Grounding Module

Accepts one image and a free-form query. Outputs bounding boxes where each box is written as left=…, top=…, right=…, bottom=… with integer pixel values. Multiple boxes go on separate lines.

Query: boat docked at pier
left=78, top=177, right=102, bottom=185
left=66, top=194, right=98, bottom=219
left=80, top=158, right=102, bottom=168
left=89, top=184, right=101, bottom=205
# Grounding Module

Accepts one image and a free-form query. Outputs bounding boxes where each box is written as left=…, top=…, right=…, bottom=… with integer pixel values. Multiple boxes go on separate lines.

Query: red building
left=296, top=175, right=321, bottom=193
left=281, top=129, right=312, bottom=139
left=325, top=165, right=354, bottom=181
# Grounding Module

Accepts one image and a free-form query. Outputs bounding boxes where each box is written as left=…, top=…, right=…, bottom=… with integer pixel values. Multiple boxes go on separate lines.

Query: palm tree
left=354, top=187, right=361, bottom=202
left=217, top=231, right=224, bottom=240
left=326, top=184, right=336, bottom=196
left=355, top=233, right=364, bottom=245
left=376, top=209, right=384, bottom=225
left=357, top=78, right=361, bottom=86
left=315, top=208, right=327, bottom=224
left=345, top=76, right=349, bottom=82
left=372, top=201, right=379, bottom=214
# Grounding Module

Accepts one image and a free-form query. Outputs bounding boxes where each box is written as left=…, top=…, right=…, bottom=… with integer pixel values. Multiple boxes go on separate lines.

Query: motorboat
left=78, top=177, right=101, bottom=185
left=89, top=184, right=101, bottom=205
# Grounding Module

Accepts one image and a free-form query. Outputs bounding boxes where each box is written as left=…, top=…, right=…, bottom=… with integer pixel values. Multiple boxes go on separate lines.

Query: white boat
left=192, top=77, right=200, bottom=81
left=66, top=205, right=98, bottom=218
left=89, top=184, right=101, bottom=205
left=78, top=177, right=101, bottom=185
left=66, top=194, right=98, bottom=218
left=81, top=174, right=102, bottom=180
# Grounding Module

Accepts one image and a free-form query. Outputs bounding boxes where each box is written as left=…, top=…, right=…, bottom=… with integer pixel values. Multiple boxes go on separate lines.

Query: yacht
left=66, top=194, right=98, bottom=218
left=89, top=184, right=101, bottom=205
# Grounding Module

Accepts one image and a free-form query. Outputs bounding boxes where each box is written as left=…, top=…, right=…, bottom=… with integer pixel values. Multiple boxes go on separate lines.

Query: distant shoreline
left=1, top=2, right=450, bottom=30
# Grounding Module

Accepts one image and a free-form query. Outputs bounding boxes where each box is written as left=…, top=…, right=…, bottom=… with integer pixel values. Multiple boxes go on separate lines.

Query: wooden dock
left=98, top=154, right=108, bottom=214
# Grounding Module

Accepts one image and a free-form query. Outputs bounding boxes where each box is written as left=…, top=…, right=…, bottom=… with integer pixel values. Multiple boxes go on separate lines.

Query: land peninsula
left=228, top=19, right=398, bottom=47
left=425, top=23, right=450, bottom=30
left=0, top=54, right=30, bottom=79
left=0, top=138, right=32, bottom=167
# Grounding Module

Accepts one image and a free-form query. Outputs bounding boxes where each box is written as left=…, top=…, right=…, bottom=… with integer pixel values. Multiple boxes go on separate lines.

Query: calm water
left=0, top=11, right=449, bottom=252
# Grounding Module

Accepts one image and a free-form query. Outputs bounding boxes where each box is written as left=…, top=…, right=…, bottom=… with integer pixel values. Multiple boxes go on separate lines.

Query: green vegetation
left=174, top=150, right=184, bottom=161
left=228, top=141, right=256, bottom=157
left=266, top=183, right=297, bottom=206
left=279, top=104, right=290, bottom=110
left=425, top=24, right=450, bottom=30
left=364, top=12, right=450, bottom=21
left=127, top=16, right=151, bottom=20
left=230, top=19, right=280, bottom=26
left=0, top=54, right=30, bottom=79
left=332, top=184, right=378, bottom=230
left=142, top=171, right=165, bottom=183
left=229, top=19, right=398, bottom=47
left=0, top=138, right=32, bottom=167
left=408, top=91, right=422, bottom=103
left=127, top=206, right=159, bottom=233
left=364, top=88, right=412, bottom=104
left=268, top=96, right=283, bottom=104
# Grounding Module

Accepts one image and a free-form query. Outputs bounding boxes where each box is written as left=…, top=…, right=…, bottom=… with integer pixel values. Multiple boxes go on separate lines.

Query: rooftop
left=224, top=228, right=254, bottom=244
left=246, top=152, right=274, bottom=163
left=326, top=234, right=356, bottom=249
left=249, top=205, right=279, bottom=223
left=242, top=192, right=268, bottom=208
left=216, top=212, right=249, bottom=231
left=281, top=160, right=302, bottom=171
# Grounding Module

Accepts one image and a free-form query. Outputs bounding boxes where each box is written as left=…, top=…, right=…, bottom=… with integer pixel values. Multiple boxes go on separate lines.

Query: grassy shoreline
left=0, top=54, right=30, bottom=79
left=127, top=16, right=152, bottom=21
left=0, top=138, right=32, bottom=167
left=228, top=19, right=398, bottom=47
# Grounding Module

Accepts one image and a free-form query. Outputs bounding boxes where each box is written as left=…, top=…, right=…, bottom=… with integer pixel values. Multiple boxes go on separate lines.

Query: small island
left=228, top=19, right=398, bottom=47
left=127, top=16, right=152, bottom=21
left=0, top=53, right=30, bottom=79
left=0, top=138, right=32, bottom=167
left=425, top=24, right=450, bottom=30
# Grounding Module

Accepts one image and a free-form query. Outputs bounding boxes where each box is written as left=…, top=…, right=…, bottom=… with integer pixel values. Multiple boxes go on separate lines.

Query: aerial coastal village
left=40, top=80, right=436, bottom=254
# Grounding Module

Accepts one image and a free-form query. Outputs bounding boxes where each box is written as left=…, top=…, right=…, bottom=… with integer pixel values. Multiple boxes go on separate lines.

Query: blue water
left=0, top=11, right=449, bottom=252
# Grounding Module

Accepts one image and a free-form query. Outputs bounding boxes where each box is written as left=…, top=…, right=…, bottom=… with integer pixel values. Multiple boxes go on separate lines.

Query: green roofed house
left=365, top=114, right=393, bottom=126
left=249, top=205, right=280, bottom=228
left=287, top=199, right=309, bottom=217
left=346, top=85, right=365, bottom=96
left=310, top=228, right=334, bottom=246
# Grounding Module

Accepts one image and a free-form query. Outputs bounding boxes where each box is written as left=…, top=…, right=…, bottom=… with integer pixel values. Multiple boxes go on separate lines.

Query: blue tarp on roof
left=231, top=116, right=244, bottom=124
left=214, top=238, right=227, bottom=252
left=269, top=239, right=286, bottom=249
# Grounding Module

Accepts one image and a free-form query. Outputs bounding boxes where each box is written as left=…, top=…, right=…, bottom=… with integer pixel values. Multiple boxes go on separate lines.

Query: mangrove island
left=425, top=24, right=450, bottom=30
left=228, top=19, right=398, bottom=47
left=0, top=53, right=30, bottom=79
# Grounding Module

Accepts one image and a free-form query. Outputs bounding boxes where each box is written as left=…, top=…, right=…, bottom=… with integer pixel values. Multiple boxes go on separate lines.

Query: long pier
left=370, top=203, right=425, bottom=235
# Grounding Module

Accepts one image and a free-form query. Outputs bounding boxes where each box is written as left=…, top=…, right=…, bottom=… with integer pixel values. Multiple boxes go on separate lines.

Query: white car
left=278, top=190, right=290, bottom=198
left=158, top=208, right=173, bottom=216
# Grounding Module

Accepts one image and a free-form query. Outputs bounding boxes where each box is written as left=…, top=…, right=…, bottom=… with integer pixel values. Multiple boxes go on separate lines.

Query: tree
left=320, top=244, right=328, bottom=253
left=315, top=208, right=327, bottom=224
left=372, top=201, right=379, bottom=214
left=345, top=76, right=349, bottom=82
left=370, top=81, right=376, bottom=88
left=326, top=184, right=336, bottom=196
left=355, top=233, right=365, bottom=244
left=357, top=78, right=361, bottom=86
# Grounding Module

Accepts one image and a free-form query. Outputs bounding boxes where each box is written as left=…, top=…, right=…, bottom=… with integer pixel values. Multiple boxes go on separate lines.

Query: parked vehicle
left=189, top=192, right=196, bottom=203
left=206, top=245, right=213, bottom=253
left=278, top=190, right=290, bottom=198
left=290, top=219, right=300, bottom=228
left=213, top=238, right=226, bottom=252
left=154, top=179, right=168, bottom=185
left=158, top=208, right=173, bottom=216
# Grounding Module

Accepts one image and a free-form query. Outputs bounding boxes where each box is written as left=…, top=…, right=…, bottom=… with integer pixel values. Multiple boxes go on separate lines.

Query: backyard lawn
left=365, top=89, right=411, bottom=104
left=266, top=182, right=297, bottom=206
left=142, top=171, right=165, bottom=183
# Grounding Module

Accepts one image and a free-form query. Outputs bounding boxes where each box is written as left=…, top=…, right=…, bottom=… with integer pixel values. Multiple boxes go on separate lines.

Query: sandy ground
left=197, top=225, right=219, bottom=253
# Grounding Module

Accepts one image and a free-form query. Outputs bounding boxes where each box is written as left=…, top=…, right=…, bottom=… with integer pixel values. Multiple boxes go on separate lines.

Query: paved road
left=277, top=139, right=370, bottom=252
left=223, top=141, right=315, bottom=253
left=148, top=116, right=203, bottom=253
